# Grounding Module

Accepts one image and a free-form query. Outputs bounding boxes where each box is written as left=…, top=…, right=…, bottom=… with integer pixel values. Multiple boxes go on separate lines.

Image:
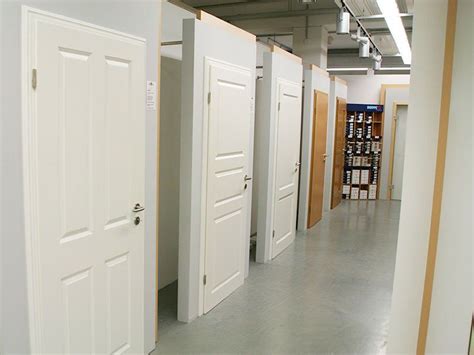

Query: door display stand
left=342, top=104, right=384, bottom=200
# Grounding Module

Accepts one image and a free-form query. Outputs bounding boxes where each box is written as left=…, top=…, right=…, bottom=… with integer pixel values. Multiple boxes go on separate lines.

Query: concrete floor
left=153, top=200, right=400, bottom=354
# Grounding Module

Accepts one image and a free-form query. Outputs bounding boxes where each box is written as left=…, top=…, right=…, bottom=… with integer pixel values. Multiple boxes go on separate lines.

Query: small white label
left=146, top=81, right=157, bottom=111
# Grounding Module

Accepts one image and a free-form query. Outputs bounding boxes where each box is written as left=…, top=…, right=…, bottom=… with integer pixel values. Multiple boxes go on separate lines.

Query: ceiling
left=179, top=0, right=413, bottom=69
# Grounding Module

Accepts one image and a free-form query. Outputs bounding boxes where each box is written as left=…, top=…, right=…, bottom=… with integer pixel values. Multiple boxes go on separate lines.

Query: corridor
left=154, top=200, right=401, bottom=354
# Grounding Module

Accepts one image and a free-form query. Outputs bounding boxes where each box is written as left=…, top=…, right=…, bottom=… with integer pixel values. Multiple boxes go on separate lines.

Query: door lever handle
left=133, top=203, right=145, bottom=213
left=244, top=175, right=252, bottom=181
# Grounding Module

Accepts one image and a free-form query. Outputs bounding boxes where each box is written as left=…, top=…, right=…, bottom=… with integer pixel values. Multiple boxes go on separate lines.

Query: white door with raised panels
left=203, top=59, right=252, bottom=313
left=272, top=80, right=302, bottom=259
left=23, top=8, right=145, bottom=354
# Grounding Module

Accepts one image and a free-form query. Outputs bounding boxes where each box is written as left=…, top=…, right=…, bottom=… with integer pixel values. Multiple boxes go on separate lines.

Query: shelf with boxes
left=342, top=104, right=384, bottom=200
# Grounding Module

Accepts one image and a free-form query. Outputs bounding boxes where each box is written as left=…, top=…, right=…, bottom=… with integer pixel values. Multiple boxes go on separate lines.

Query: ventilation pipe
left=336, top=7, right=350, bottom=34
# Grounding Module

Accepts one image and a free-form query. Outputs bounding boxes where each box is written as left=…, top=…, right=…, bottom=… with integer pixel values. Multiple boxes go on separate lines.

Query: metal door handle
left=244, top=175, right=252, bottom=181
left=294, top=162, right=301, bottom=172
left=133, top=203, right=145, bottom=213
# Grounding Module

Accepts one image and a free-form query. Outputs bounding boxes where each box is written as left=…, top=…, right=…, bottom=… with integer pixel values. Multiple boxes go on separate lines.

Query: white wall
left=379, top=86, right=410, bottom=200
left=158, top=56, right=181, bottom=290
left=339, top=74, right=410, bottom=104
left=0, top=1, right=160, bottom=353
left=323, top=78, right=347, bottom=212
left=425, top=0, right=472, bottom=351
left=254, top=51, right=302, bottom=263
left=388, top=0, right=472, bottom=352
left=179, top=18, right=256, bottom=322
left=161, top=1, right=195, bottom=60
left=297, top=66, right=330, bottom=231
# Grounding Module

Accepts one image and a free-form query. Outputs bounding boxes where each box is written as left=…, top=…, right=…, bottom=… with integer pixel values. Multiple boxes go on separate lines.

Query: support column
left=292, top=26, right=328, bottom=69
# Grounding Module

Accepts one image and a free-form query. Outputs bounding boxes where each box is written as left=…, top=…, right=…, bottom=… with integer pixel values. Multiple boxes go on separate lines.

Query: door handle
left=294, top=162, right=301, bottom=172
left=132, top=203, right=145, bottom=213
left=243, top=175, right=252, bottom=190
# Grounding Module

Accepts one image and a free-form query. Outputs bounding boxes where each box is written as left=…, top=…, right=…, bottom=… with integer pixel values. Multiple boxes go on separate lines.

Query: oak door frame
left=387, top=102, right=408, bottom=200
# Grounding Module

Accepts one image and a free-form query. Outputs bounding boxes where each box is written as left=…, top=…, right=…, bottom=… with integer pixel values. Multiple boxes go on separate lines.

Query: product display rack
left=342, top=104, right=384, bottom=200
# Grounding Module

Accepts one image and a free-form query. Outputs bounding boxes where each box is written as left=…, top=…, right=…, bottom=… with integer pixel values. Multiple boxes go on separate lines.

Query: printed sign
left=146, top=81, right=157, bottom=111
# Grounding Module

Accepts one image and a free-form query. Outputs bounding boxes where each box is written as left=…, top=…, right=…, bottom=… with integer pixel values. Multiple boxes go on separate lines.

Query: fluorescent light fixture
left=376, top=0, right=412, bottom=64
left=377, top=66, right=411, bottom=71
left=327, top=67, right=368, bottom=71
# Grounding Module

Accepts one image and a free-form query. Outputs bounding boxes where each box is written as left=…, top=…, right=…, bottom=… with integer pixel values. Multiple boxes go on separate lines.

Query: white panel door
left=204, top=60, right=252, bottom=313
left=272, top=80, right=302, bottom=259
left=392, top=105, right=409, bottom=200
left=24, top=10, right=145, bottom=354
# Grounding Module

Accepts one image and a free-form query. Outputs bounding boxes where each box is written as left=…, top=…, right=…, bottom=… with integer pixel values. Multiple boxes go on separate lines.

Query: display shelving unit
left=342, top=104, right=384, bottom=200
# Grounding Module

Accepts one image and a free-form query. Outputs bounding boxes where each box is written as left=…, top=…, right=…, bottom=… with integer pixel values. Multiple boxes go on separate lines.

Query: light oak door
left=331, top=97, right=347, bottom=209
left=308, top=91, right=329, bottom=228
left=203, top=60, right=252, bottom=312
left=272, top=80, right=302, bottom=259
left=24, top=9, right=145, bottom=354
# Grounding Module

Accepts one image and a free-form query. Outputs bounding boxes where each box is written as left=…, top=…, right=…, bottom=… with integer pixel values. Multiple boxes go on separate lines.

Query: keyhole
left=134, top=216, right=141, bottom=225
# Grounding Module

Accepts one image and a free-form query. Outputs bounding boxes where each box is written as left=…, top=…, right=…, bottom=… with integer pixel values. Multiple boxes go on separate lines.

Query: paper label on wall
left=146, top=81, right=157, bottom=111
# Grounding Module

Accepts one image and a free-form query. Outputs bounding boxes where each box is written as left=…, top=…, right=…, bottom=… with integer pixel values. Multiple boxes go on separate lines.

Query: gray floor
left=153, top=200, right=400, bottom=354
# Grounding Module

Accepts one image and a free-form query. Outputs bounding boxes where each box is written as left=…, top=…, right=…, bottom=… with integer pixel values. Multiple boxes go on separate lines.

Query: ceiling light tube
left=376, top=0, right=412, bottom=64
left=377, top=67, right=411, bottom=71
left=327, top=67, right=368, bottom=71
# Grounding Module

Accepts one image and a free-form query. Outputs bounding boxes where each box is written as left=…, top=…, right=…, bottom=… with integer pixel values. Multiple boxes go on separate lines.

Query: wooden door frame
left=330, top=96, right=346, bottom=209
left=387, top=101, right=408, bottom=200
left=307, top=89, right=328, bottom=227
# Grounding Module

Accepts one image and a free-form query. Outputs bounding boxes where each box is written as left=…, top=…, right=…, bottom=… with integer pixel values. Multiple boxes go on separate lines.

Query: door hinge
left=203, top=274, right=207, bottom=285
left=32, top=69, right=37, bottom=90
left=389, top=184, right=394, bottom=190
left=278, top=102, right=281, bottom=111
left=207, top=92, right=211, bottom=104
left=272, top=230, right=275, bottom=238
